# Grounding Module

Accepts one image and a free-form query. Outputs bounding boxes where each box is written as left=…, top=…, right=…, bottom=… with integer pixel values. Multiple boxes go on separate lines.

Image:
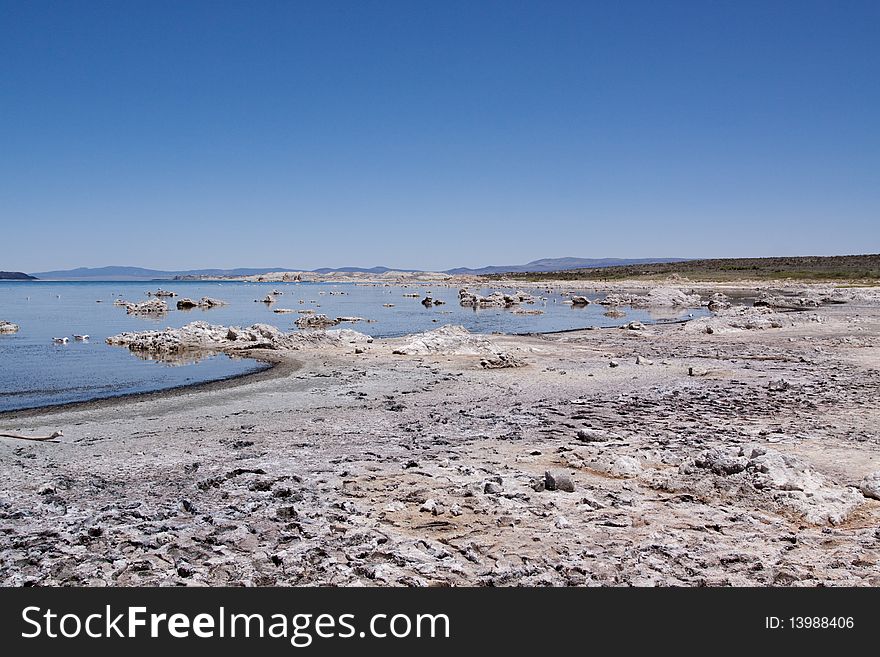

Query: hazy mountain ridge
left=29, top=258, right=687, bottom=280
left=29, top=266, right=300, bottom=281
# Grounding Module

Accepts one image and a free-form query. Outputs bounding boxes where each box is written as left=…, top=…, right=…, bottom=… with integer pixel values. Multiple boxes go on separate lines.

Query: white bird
left=73, top=334, right=89, bottom=341
left=53, top=337, right=69, bottom=344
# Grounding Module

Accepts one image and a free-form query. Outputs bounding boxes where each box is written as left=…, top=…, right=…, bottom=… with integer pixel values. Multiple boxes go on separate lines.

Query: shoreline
left=0, top=354, right=296, bottom=421
left=1, top=277, right=872, bottom=420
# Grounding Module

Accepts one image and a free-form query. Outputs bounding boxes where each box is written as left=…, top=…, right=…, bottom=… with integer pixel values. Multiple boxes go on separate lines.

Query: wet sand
left=1, top=281, right=879, bottom=586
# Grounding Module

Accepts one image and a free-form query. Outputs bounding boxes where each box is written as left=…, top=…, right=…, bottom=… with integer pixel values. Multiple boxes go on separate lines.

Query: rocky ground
left=1, top=282, right=879, bottom=586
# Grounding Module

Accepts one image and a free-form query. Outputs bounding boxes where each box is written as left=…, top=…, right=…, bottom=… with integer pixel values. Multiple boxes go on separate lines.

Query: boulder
left=596, top=455, right=642, bottom=477
left=483, top=481, right=503, bottom=495
left=707, top=292, right=731, bottom=311
left=576, top=428, right=613, bottom=443
left=391, top=325, right=524, bottom=367
left=695, top=448, right=749, bottom=475
left=692, top=445, right=864, bottom=525
left=480, top=353, right=525, bottom=369
left=544, top=471, right=575, bottom=492
left=754, top=292, right=822, bottom=309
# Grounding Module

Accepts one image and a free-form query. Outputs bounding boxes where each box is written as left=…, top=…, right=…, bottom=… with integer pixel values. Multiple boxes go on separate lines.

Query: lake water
left=0, top=280, right=707, bottom=412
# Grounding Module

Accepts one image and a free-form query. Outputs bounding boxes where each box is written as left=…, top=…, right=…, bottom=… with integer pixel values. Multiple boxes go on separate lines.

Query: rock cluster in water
left=176, top=297, right=227, bottom=310
left=458, top=288, right=538, bottom=308
left=599, top=286, right=702, bottom=308
left=106, top=321, right=372, bottom=354
left=0, top=321, right=19, bottom=334
left=114, top=298, right=170, bottom=315
left=294, top=315, right=368, bottom=329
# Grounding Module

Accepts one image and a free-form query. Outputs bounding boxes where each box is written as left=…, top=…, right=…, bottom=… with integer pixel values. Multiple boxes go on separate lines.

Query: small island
left=0, top=271, right=37, bottom=280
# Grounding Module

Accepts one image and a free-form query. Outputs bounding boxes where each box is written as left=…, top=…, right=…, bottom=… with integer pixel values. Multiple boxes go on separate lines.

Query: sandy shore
left=2, top=281, right=879, bottom=586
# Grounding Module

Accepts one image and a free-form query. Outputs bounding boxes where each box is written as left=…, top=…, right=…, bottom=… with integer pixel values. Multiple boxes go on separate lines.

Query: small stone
left=450, top=504, right=463, bottom=516
left=580, top=495, right=606, bottom=510
left=420, top=499, right=438, bottom=513
left=555, top=516, right=571, bottom=529
left=484, top=481, right=504, bottom=495
left=609, top=360, right=620, bottom=368
left=276, top=506, right=299, bottom=519
left=544, top=471, right=575, bottom=492
left=695, top=448, right=749, bottom=475
left=576, top=429, right=610, bottom=442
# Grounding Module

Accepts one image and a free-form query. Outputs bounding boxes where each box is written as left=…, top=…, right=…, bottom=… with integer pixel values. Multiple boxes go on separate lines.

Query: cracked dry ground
left=1, top=304, right=879, bottom=586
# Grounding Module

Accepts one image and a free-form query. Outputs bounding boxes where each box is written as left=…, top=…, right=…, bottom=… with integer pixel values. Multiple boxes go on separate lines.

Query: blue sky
left=1, top=0, right=878, bottom=272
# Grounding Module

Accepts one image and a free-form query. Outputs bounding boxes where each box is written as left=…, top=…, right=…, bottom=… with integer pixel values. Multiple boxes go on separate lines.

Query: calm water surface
left=0, top=280, right=707, bottom=412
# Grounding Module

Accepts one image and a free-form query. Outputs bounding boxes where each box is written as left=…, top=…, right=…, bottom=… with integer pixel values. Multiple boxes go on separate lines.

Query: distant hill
left=29, top=266, right=300, bottom=281
left=445, top=257, right=690, bottom=276
left=0, top=271, right=37, bottom=280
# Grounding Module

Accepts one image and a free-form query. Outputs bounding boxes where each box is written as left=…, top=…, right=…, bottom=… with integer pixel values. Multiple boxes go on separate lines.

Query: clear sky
left=1, top=0, right=878, bottom=272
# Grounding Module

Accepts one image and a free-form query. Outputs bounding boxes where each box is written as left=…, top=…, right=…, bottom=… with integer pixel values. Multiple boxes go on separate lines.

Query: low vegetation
left=488, top=254, right=880, bottom=283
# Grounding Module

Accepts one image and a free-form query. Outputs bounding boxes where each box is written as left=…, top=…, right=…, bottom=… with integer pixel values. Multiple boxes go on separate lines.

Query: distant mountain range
left=444, top=257, right=690, bottom=275
left=27, top=257, right=688, bottom=280
left=0, top=271, right=37, bottom=280
left=28, top=266, right=301, bottom=281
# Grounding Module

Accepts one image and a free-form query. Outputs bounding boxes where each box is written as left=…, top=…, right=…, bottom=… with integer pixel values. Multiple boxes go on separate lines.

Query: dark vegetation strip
left=487, top=254, right=880, bottom=282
